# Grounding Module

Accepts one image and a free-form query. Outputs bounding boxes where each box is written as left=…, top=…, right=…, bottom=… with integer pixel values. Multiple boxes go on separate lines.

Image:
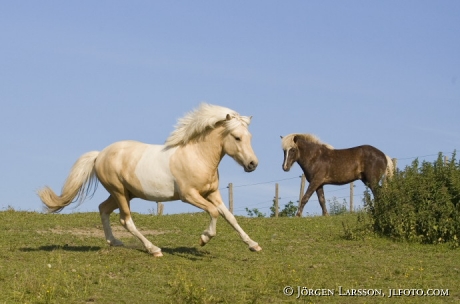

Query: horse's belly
left=134, top=146, right=178, bottom=201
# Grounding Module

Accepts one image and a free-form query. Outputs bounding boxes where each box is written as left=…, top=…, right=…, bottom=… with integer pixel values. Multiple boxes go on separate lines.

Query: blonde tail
left=37, top=151, right=100, bottom=213
left=385, top=155, right=395, bottom=179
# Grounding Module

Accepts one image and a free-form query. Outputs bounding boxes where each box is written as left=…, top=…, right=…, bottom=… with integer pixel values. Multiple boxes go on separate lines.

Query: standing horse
left=38, top=103, right=261, bottom=257
left=281, top=133, right=393, bottom=217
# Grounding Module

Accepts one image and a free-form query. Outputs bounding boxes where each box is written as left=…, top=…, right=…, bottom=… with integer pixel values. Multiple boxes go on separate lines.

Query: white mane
left=281, top=133, right=334, bottom=150
left=165, top=103, right=251, bottom=147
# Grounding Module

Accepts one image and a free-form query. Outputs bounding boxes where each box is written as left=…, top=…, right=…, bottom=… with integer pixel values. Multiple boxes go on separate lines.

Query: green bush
left=245, top=200, right=298, bottom=217
left=366, top=152, right=460, bottom=246
left=270, top=200, right=298, bottom=217
left=245, top=207, right=266, bottom=217
left=328, top=196, right=348, bottom=215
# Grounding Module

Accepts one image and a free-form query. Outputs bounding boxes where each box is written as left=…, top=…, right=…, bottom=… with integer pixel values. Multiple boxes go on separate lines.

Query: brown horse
left=281, top=133, right=393, bottom=216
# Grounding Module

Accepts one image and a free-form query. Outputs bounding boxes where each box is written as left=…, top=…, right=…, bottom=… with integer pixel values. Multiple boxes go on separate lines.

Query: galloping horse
left=281, top=133, right=393, bottom=217
left=38, top=103, right=261, bottom=257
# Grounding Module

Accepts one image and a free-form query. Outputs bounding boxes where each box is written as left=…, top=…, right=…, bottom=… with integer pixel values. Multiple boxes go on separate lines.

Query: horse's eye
left=234, top=136, right=241, bottom=141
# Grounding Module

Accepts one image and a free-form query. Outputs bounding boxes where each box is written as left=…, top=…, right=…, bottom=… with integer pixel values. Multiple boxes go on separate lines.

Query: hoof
left=147, top=246, right=162, bottom=257
left=249, top=245, right=262, bottom=252
left=199, top=237, right=207, bottom=247
left=108, top=240, right=124, bottom=247
left=152, top=251, right=163, bottom=257
left=199, top=234, right=210, bottom=247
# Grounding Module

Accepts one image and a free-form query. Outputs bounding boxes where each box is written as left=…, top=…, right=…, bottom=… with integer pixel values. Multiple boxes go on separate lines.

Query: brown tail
left=37, top=151, right=99, bottom=213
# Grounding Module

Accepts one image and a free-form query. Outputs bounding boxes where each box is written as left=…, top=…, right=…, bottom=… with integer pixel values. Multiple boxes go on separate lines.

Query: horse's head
left=222, top=114, right=258, bottom=172
left=281, top=134, right=300, bottom=172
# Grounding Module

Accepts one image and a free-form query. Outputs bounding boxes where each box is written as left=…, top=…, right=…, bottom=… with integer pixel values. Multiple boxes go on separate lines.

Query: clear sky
left=1, top=1, right=459, bottom=216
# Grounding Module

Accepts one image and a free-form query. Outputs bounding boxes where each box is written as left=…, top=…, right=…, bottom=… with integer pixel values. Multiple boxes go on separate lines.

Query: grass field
left=0, top=209, right=458, bottom=303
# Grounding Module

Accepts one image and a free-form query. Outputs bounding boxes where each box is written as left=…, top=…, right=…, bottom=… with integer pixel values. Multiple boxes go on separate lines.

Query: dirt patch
left=37, top=226, right=173, bottom=238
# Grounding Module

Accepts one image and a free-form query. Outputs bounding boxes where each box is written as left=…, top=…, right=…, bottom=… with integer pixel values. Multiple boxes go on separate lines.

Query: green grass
left=0, top=210, right=459, bottom=303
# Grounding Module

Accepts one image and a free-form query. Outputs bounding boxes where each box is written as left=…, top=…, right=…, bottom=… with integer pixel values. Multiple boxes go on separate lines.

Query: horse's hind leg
left=363, top=175, right=381, bottom=200
left=316, top=187, right=329, bottom=216
left=99, top=195, right=124, bottom=246
left=368, top=183, right=381, bottom=200
left=113, top=192, right=163, bottom=257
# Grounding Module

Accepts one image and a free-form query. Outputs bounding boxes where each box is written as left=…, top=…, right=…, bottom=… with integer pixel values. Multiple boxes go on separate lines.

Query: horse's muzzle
left=282, top=164, right=291, bottom=172
left=244, top=161, right=258, bottom=172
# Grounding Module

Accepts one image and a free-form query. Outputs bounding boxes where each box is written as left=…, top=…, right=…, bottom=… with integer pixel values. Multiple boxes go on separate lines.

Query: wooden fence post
left=298, top=174, right=306, bottom=205
left=349, top=182, right=354, bottom=212
left=228, top=183, right=234, bottom=214
left=274, top=183, right=279, bottom=218
left=157, top=202, right=164, bottom=216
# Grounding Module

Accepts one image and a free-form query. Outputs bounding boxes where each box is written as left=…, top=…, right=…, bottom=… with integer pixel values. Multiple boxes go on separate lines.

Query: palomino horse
left=38, top=103, right=261, bottom=257
left=281, top=133, right=393, bottom=217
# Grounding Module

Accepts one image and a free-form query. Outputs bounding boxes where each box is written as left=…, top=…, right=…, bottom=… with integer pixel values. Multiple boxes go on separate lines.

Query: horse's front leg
left=200, top=213, right=218, bottom=246
left=208, top=191, right=261, bottom=252
left=180, top=190, right=219, bottom=246
left=297, top=182, right=320, bottom=217
left=316, top=186, right=329, bottom=216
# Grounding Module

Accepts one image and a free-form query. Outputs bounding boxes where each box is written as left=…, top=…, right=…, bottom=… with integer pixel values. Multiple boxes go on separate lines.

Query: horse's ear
left=226, top=114, right=232, bottom=120
left=280, top=135, right=283, bottom=139
left=293, top=135, right=299, bottom=143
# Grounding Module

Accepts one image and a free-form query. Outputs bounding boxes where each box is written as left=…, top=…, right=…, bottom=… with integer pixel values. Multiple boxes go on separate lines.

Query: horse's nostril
left=248, top=161, right=257, bottom=170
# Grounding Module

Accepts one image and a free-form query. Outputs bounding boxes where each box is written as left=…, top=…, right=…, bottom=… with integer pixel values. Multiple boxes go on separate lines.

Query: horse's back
left=333, top=145, right=385, bottom=161
left=326, top=145, right=387, bottom=177
left=96, top=140, right=151, bottom=171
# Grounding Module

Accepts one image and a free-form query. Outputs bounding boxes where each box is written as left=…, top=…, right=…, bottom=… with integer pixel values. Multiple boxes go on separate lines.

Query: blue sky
left=1, top=1, right=459, bottom=216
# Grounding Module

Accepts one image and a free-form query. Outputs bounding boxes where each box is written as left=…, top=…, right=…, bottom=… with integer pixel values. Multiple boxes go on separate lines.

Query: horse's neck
left=298, top=142, right=323, bottom=171
left=189, top=127, right=224, bottom=171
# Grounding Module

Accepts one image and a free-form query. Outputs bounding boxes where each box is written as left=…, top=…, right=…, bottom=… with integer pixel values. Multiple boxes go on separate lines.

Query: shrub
left=328, top=197, right=348, bottom=215
left=245, top=207, right=266, bottom=217
left=270, top=200, right=298, bottom=217
left=366, top=152, right=460, bottom=246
